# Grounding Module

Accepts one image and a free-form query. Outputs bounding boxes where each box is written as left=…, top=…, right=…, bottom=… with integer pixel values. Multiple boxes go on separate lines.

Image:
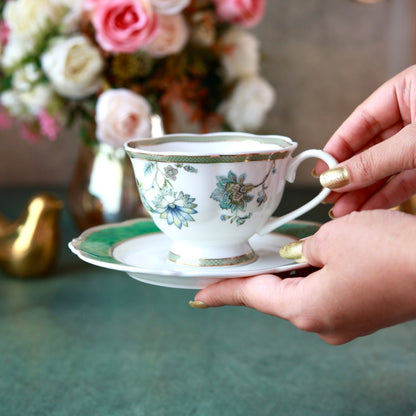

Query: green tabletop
left=0, top=187, right=415, bottom=416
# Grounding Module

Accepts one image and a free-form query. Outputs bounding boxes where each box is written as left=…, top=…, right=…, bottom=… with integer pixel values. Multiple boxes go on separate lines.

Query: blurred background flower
left=0, top=0, right=275, bottom=148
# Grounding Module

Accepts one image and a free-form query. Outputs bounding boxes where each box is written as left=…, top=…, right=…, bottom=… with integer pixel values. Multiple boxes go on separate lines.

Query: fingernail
left=279, top=240, right=305, bottom=262
left=189, top=300, right=210, bottom=309
left=328, top=208, right=336, bottom=219
left=311, top=168, right=319, bottom=178
left=320, top=166, right=350, bottom=189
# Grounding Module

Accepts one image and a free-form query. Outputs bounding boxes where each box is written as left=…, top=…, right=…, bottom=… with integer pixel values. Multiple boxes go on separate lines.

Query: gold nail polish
left=279, top=240, right=304, bottom=261
left=189, top=300, right=210, bottom=309
left=320, top=166, right=350, bottom=189
left=311, top=168, right=319, bottom=178
left=328, top=208, right=336, bottom=219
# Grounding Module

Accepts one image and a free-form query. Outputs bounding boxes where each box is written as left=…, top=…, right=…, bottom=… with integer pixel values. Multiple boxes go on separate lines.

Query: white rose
left=190, top=11, right=216, bottom=47
left=12, top=63, right=42, bottom=92
left=4, top=0, right=66, bottom=39
left=95, top=89, right=152, bottom=148
left=150, top=0, right=190, bottom=15
left=20, top=84, right=55, bottom=116
left=221, top=76, right=275, bottom=132
left=1, top=82, right=56, bottom=119
left=58, top=0, right=85, bottom=34
left=144, top=14, right=189, bottom=58
left=1, top=36, right=36, bottom=70
left=220, top=28, right=260, bottom=82
left=0, top=89, right=26, bottom=118
left=41, top=35, right=104, bottom=99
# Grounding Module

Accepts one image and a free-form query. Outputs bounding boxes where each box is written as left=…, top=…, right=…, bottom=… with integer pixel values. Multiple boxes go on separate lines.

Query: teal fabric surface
left=1, top=187, right=415, bottom=416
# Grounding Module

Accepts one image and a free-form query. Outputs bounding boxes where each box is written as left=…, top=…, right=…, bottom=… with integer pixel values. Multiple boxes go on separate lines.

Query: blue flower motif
left=153, top=189, right=197, bottom=229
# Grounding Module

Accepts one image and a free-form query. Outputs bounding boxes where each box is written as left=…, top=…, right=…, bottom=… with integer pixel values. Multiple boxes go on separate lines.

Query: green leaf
left=244, top=184, right=255, bottom=192
left=79, top=125, right=96, bottom=147
left=0, top=75, right=12, bottom=92
left=184, top=165, right=198, bottom=173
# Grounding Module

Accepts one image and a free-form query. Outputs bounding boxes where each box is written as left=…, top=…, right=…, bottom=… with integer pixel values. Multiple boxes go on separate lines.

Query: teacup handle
left=258, top=149, right=338, bottom=236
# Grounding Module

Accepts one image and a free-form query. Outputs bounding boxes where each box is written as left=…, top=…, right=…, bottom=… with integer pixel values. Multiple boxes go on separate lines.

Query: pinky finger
left=361, top=168, right=416, bottom=211
left=330, top=179, right=387, bottom=217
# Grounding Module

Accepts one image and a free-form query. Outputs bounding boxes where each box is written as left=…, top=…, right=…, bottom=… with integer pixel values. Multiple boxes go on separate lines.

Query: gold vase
left=68, top=142, right=148, bottom=231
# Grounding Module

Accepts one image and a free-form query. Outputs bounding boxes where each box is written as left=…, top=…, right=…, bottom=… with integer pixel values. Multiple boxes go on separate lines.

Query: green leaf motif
left=184, top=165, right=198, bottom=173
left=144, top=162, right=156, bottom=175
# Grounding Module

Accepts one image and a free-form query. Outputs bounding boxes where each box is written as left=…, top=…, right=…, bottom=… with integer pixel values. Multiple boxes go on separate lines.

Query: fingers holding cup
left=319, top=124, right=416, bottom=207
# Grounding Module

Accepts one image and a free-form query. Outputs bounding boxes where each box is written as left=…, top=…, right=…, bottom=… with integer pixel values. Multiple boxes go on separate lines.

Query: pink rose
left=20, top=124, right=41, bottom=143
left=0, top=20, right=9, bottom=45
left=92, top=0, right=159, bottom=53
left=213, top=0, right=265, bottom=27
left=144, top=14, right=189, bottom=58
left=38, top=109, right=59, bottom=141
left=95, top=89, right=152, bottom=148
left=0, top=108, right=12, bottom=129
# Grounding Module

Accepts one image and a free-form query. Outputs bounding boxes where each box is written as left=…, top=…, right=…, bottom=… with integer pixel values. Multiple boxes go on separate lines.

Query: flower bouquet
left=0, top=0, right=275, bottom=148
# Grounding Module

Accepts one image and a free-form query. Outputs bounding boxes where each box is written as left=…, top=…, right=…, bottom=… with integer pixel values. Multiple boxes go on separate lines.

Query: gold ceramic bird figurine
left=0, top=193, right=63, bottom=277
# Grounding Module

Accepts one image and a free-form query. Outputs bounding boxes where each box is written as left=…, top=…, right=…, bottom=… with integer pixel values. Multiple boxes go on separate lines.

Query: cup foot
left=168, top=242, right=258, bottom=267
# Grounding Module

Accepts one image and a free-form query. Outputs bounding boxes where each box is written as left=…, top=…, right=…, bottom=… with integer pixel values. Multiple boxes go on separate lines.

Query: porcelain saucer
left=68, top=218, right=320, bottom=289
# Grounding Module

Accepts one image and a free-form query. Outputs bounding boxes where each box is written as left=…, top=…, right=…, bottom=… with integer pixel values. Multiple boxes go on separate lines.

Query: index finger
left=315, top=68, right=407, bottom=174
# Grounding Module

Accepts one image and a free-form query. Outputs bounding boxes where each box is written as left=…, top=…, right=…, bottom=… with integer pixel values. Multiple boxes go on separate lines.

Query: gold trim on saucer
left=167, top=250, right=258, bottom=267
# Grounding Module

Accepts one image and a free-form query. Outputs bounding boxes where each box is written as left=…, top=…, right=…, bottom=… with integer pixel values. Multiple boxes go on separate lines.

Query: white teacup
left=125, top=133, right=337, bottom=267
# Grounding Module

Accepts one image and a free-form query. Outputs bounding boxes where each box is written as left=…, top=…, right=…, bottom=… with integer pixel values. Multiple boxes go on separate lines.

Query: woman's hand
left=314, top=65, right=416, bottom=218
left=190, top=210, right=416, bottom=345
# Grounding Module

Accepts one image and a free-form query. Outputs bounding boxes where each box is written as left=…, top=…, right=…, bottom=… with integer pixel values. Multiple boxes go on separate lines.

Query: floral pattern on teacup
left=138, top=161, right=198, bottom=229
left=153, top=188, right=198, bottom=229
left=210, top=161, right=276, bottom=225
left=137, top=159, right=278, bottom=229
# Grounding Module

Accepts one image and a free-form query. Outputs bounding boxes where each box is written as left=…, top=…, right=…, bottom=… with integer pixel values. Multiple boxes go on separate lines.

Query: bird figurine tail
left=0, top=193, right=63, bottom=277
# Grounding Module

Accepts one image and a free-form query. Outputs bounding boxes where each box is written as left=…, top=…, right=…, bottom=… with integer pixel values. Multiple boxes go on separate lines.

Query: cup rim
left=124, top=132, right=297, bottom=163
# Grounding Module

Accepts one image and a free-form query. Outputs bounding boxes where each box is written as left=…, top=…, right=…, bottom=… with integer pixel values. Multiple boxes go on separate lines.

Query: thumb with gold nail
left=279, top=239, right=307, bottom=264
left=190, top=209, right=416, bottom=346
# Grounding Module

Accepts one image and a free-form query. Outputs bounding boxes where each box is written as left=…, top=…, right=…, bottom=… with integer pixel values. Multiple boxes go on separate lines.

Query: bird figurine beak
left=0, top=193, right=64, bottom=278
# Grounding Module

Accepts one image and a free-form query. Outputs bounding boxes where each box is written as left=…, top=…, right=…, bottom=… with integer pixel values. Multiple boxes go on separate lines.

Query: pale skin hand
left=193, top=67, right=416, bottom=345
left=313, top=65, right=416, bottom=218
left=193, top=210, right=416, bottom=345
